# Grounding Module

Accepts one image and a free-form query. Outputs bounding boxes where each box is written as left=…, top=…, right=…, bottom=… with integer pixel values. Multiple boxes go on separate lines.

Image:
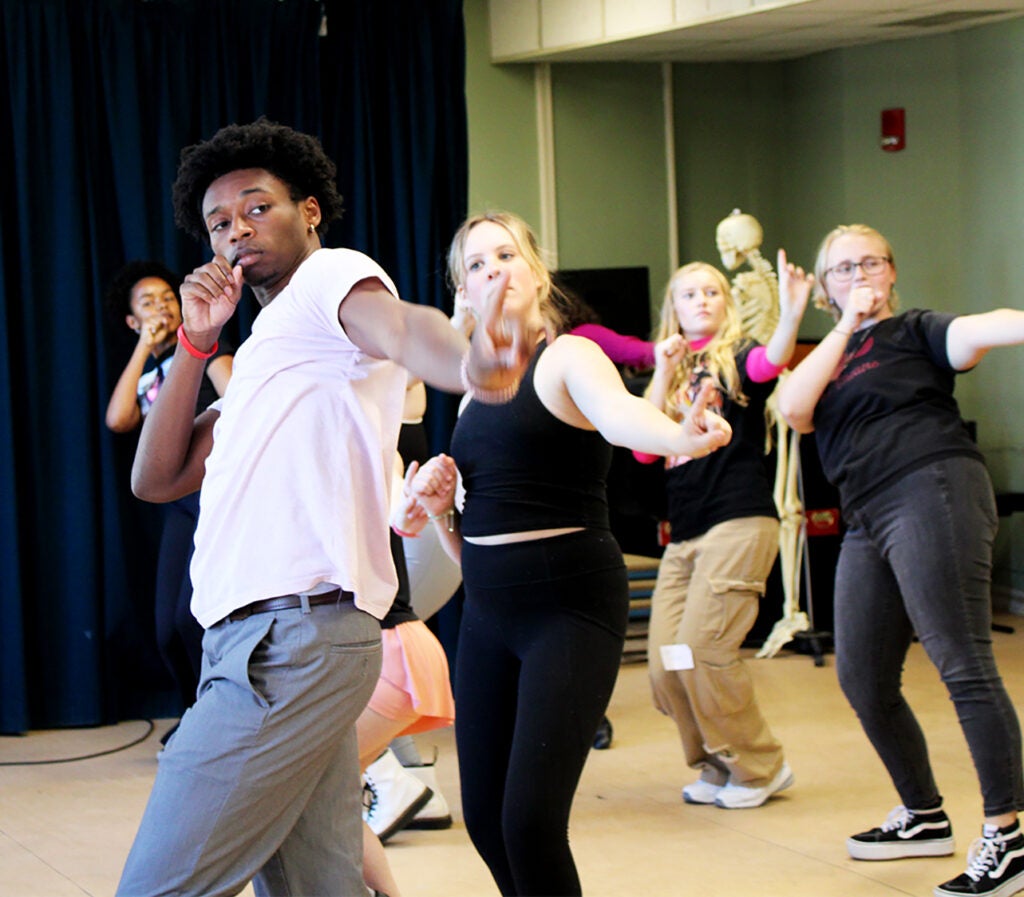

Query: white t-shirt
left=190, top=248, right=407, bottom=628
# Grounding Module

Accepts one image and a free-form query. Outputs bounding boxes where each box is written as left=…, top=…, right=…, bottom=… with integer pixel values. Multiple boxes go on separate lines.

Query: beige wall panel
left=605, top=0, right=675, bottom=35
left=489, top=0, right=541, bottom=57
left=541, top=0, right=604, bottom=46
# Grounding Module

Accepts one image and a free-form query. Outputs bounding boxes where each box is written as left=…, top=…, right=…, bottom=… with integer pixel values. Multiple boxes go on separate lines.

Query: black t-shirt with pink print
left=812, top=309, right=983, bottom=513
left=664, top=341, right=779, bottom=542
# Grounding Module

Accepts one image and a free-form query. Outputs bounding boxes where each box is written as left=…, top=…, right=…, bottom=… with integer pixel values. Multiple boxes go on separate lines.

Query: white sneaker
left=682, top=778, right=725, bottom=805
left=404, top=761, right=453, bottom=829
left=714, top=762, right=794, bottom=809
left=362, top=748, right=433, bottom=842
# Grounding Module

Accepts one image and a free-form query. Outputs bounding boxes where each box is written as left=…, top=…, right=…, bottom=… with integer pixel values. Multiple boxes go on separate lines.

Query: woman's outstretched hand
left=777, top=248, right=813, bottom=321
left=679, top=379, right=732, bottom=459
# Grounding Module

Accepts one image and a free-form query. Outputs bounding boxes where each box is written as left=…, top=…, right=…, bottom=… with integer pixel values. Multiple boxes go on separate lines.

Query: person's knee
left=835, top=658, right=862, bottom=704
left=462, top=804, right=508, bottom=874
left=836, top=662, right=898, bottom=719
left=648, top=678, right=673, bottom=716
left=648, top=662, right=684, bottom=713
left=684, top=649, right=756, bottom=717
left=920, top=633, right=998, bottom=691
left=503, top=808, right=564, bottom=866
left=678, top=584, right=761, bottom=653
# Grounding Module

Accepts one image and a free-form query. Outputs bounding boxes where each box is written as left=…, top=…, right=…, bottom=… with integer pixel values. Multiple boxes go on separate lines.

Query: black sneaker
left=847, top=805, right=955, bottom=860
left=593, top=715, right=613, bottom=750
left=934, top=823, right=1024, bottom=897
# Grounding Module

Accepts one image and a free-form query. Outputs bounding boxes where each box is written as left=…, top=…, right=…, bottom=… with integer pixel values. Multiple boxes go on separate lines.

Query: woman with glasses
left=777, top=224, right=1024, bottom=897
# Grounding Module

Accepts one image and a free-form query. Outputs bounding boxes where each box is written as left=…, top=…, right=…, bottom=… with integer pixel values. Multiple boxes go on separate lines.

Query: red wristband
left=177, top=325, right=218, bottom=360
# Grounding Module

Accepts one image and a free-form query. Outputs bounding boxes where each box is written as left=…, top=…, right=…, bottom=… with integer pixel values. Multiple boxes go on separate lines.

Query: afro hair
left=171, top=117, right=344, bottom=243
left=103, top=259, right=182, bottom=324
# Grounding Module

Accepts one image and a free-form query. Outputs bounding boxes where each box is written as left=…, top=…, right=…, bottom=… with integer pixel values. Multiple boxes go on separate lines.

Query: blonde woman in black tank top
left=408, top=211, right=733, bottom=897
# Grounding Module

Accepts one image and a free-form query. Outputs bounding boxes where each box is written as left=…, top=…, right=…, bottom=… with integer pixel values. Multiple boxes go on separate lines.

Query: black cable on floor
left=0, top=719, right=156, bottom=766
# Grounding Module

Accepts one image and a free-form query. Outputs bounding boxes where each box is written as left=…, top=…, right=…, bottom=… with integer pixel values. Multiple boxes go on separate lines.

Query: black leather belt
left=226, top=587, right=352, bottom=623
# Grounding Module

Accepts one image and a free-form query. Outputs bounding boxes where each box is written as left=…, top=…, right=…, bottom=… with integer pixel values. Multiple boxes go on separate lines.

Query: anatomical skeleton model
left=715, top=209, right=809, bottom=658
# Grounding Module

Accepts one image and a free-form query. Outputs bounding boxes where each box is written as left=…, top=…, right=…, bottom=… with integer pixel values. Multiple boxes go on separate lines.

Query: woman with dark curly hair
left=104, top=259, right=233, bottom=432
left=116, top=119, right=536, bottom=897
left=104, top=260, right=233, bottom=720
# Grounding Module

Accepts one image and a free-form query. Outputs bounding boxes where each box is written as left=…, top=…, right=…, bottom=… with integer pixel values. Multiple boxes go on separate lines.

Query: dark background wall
left=0, top=0, right=468, bottom=734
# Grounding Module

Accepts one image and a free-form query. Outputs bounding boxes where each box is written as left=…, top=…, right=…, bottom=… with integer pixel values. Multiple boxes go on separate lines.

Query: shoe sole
left=934, top=866, right=1024, bottom=897
left=404, top=766, right=451, bottom=829
left=683, top=794, right=718, bottom=805
left=848, top=836, right=955, bottom=861
left=714, top=769, right=795, bottom=809
left=405, top=814, right=454, bottom=830
left=682, top=788, right=722, bottom=805
left=375, top=788, right=434, bottom=843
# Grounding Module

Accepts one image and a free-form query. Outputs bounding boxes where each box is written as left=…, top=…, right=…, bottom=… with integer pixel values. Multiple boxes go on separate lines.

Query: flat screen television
left=553, top=266, right=653, bottom=340
left=553, top=267, right=663, bottom=557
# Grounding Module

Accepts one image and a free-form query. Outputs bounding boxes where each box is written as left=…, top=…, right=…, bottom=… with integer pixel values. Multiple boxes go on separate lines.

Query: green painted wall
left=463, top=2, right=1024, bottom=590
left=663, top=22, right=1024, bottom=591
left=463, top=0, right=540, bottom=227
left=777, top=53, right=845, bottom=298
left=955, top=20, right=1024, bottom=497
left=672, top=63, right=786, bottom=272
left=781, top=25, right=1024, bottom=592
left=807, top=37, right=964, bottom=324
left=954, top=20, right=1024, bottom=593
left=463, top=3, right=671, bottom=318
left=550, top=62, right=670, bottom=318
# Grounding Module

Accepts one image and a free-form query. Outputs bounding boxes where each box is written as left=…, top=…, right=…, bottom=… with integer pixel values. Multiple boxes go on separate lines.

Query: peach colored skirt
left=367, top=619, right=455, bottom=736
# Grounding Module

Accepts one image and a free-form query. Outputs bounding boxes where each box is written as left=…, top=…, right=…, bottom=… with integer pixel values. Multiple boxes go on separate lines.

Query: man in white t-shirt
left=116, top=119, right=533, bottom=897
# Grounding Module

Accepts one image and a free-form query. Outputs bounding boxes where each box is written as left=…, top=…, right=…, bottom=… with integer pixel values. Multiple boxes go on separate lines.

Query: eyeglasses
left=824, top=256, right=891, bottom=282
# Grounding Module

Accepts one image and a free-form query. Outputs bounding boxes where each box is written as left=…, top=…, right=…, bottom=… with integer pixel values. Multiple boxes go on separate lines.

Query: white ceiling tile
left=605, top=0, right=677, bottom=35
left=676, top=0, right=712, bottom=20
left=489, top=0, right=542, bottom=57
left=493, top=0, right=1024, bottom=61
left=541, top=0, right=605, bottom=47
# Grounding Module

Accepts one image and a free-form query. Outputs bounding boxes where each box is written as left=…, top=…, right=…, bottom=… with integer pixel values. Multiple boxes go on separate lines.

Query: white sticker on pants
left=660, top=643, right=694, bottom=671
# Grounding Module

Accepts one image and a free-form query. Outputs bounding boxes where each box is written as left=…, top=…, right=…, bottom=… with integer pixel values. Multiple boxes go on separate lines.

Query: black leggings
left=456, top=530, right=628, bottom=897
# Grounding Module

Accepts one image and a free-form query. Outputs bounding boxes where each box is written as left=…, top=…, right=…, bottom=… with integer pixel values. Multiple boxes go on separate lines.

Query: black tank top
left=451, top=342, right=612, bottom=538
left=382, top=529, right=417, bottom=629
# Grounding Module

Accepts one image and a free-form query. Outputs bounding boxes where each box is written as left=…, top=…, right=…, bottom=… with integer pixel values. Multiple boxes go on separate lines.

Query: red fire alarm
left=881, top=108, right=905, bottom=152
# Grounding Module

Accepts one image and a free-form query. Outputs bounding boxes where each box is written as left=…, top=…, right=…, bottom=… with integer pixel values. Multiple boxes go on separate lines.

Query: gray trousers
left=117, top=598, right=382, bottom=897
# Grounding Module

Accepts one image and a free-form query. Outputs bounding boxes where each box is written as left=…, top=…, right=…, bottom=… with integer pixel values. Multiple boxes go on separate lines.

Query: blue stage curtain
left=320, top=0, right=468, bottom=451
left=0, top=0, right=467, bottom=733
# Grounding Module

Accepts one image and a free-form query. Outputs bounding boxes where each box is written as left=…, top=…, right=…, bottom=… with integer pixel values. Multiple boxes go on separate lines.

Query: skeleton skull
left=716, top=209, right=764, bottom=271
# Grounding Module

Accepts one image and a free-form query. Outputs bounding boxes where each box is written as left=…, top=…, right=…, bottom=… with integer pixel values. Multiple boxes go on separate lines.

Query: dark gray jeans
left=835, top=455, right=1024, bottom=817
